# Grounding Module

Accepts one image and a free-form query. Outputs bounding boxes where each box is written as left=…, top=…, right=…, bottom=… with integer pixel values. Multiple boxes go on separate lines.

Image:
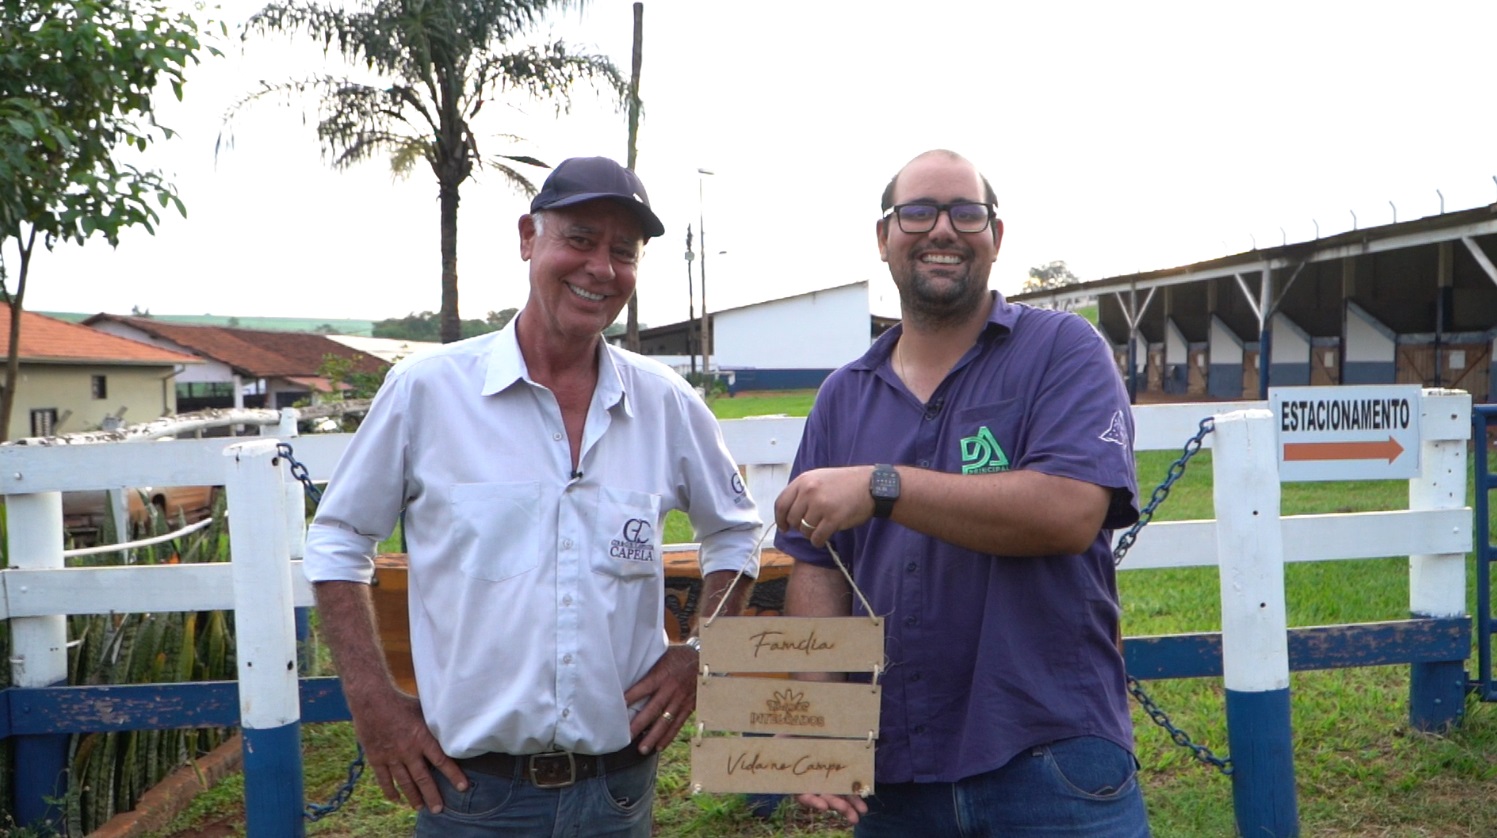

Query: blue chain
left=1113, top=417, right=1214, bottom=567
left=276, top=441, right=368, bottom=818
left=1112, top=418, right=1232, bottom=776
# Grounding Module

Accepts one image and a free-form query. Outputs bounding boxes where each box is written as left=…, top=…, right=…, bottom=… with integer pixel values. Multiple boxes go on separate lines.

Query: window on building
left=31, top=408, right=58, bottom=437
left=91, top=375, right=108, bottom=399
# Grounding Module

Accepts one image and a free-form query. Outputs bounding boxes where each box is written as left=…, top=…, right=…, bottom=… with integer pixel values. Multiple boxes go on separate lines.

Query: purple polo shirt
left=775, top=293, right=1140, bottom=785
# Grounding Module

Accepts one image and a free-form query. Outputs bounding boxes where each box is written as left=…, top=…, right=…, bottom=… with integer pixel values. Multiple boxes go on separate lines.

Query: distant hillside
left=42, top=312, right=377, bottom=336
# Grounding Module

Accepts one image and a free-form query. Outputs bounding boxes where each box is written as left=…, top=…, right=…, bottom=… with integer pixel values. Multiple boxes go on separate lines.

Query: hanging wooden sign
left=691, top=615, right=883, bottom=797
left=697, top=616, right=885, bottom=674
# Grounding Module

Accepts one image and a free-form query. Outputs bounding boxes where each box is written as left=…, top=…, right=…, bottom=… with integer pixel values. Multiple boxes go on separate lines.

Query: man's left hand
left=624, top=643, right=700, bottom=753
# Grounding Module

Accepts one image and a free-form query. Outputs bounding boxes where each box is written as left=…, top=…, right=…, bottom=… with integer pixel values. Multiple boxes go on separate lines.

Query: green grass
left=147, top=392, right=1497, bottom=837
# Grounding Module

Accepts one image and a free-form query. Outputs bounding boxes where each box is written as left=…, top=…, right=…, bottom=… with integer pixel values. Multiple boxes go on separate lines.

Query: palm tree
left=228, top=0, right=626, bottom=343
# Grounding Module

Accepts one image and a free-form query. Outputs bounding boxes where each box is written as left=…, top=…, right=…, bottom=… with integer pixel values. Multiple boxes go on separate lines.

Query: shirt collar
left=480, top=319, right=632, bottom=418
left=856, top=290, right=1016, bottom=371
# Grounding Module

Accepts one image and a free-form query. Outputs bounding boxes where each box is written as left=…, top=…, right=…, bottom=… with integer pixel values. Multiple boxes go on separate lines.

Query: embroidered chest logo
left=610, top=518, right=656, bottom=563
left=960, top=426, right=1010, bottom=474
left=749, top=689, right=825, bottom=728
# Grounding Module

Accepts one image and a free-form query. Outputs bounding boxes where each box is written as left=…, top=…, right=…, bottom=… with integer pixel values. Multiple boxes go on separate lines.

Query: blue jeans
left=855, top=736, right=1150, bottom=838
left=414, top=752, right=658, bottom=837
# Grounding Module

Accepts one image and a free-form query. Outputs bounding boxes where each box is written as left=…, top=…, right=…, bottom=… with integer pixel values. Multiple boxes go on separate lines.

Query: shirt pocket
left=592, top=486, right=663, bottom=580
left=450, top=482, right=542, bottom=582
left=952, top=399, right=1025, bottom=474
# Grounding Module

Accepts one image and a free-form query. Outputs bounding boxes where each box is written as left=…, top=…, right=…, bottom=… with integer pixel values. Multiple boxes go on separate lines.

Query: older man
left=305, top=157, right=761, bottom=837
left=774, top=149, right=1149, bottom=836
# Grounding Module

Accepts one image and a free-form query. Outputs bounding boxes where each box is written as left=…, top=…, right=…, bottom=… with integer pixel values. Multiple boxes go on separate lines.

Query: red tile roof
left=0, top=308, right=199, bottom=366
left=82, top=315, right=387, bottom=378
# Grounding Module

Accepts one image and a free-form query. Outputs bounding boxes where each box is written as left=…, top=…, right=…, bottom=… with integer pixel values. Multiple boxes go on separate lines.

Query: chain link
left=305, top=743, right=367, bottom=821
left=1112, top=417, right=1232, bottom=775
left=1113, top=416, right=1214, bottom=566
left=277, top=441, right=366, bottom=817
left=1126, top=676, right=1233, bottom=775
left=277, top=441, right=322, bottom=505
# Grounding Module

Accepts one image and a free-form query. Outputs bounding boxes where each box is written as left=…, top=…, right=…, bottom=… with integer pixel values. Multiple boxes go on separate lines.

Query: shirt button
left=918, top=459, right=930, bottom=467
left=905, top=562, right=917, bottom=573
left=562, top=708, right=570, bottom=718
left=563, top=654, right=573, bottom=664
left=553, top=432, right=563, bottom=441
left=911, top=672, right=922, bottom=682
left=914, top=724, right=926, bottom=734
left=562, top=595, right=573, bottom=606
left=561, top=538, right=573, bottom=549
left=904, top=615, right=919, bottom=627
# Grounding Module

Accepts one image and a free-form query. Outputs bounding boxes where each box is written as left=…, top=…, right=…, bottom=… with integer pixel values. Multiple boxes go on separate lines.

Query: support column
left=1409, top=389, right=1471, bottom=731
left=1213, top=409, right=1299, bottom=837
left=225, top=440, right=305, bottom=837
left=8, top=492, right=68, bottom=832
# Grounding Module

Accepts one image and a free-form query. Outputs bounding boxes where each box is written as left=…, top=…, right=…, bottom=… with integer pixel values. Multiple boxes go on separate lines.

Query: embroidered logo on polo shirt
left=1099, top=410, right=1129, bottom=447
left=610, top=518, right=656, bottom=562
left=960, top=426, right=1010, bottom=474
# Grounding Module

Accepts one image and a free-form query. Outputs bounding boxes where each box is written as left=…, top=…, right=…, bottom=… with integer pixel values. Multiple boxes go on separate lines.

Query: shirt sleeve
left=672, top=385, right=763, bottom=579
left=1017, top=315, right=1140, bottom=529
left=303, top=366, right=413, bottom=584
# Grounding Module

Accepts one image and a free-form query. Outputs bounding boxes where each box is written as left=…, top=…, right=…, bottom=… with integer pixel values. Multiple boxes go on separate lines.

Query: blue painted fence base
left=14, top=732, right=68, bottom=832
left=1409, top=658, right=1466, bottom=732
left=1225, top=688, right=1299, bottom=838
left=243, top=722, right=306, bottom=838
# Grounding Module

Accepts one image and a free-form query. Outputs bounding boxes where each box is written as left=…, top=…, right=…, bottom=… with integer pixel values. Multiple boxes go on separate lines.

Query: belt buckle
left=527, top=751, right=577, bottom=788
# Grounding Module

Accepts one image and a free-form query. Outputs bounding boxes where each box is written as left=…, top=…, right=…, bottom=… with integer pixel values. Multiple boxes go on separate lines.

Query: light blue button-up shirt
left=305, top=323, right=761, bottom=757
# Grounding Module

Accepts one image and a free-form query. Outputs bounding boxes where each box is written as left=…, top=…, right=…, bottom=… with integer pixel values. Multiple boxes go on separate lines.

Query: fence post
left=1408, top=389, right=1471, bottom=731
left=7, top=492, right=69, bottom=831
left=225, top=440, right=305, bottom=838
left=1213, top=409, right=1299, bottom=837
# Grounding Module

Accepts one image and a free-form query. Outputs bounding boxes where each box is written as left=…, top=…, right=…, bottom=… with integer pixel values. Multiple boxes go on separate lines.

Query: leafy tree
left=0, top=0, right=216, bottom=441
left=230, top=0, right=626, bottom=343
left=1022, top=260, right=1081, bottom=293
left=371, top=308, right=515, bottom=341
left=318, top=352, right=388, bottom=400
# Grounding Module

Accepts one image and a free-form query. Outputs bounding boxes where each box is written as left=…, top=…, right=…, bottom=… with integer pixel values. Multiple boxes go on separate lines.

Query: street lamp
left=698, top=168, right=714, bottom=384
left=684, top=224, right=696, bottom=376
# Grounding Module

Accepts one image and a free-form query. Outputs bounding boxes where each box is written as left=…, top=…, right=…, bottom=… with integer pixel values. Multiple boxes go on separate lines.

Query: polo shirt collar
left=480, top=321, right=632, bottom=418
left=856, top=291, right=1016, bottom=372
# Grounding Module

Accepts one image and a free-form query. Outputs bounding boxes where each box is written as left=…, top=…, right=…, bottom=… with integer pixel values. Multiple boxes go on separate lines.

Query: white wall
left=1345, top=303, right=1396, bottom=363
left=712, top=283, right=871, bottom=369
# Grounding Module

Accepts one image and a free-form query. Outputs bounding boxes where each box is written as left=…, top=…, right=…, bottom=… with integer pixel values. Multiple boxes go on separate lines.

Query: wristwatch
left=870, top=464, right=900, bottom=518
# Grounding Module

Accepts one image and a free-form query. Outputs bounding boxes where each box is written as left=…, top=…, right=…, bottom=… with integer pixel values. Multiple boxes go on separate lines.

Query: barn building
left=1013, top=202, right=1497, bottom=404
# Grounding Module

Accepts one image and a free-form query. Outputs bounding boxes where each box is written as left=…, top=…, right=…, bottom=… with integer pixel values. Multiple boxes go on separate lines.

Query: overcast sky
left=20, top=0, right=1497, bottom=330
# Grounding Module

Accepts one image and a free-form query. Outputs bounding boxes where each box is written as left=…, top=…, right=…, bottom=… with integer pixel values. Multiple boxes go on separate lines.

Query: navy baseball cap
left=529, top=156, right=665, bottom=239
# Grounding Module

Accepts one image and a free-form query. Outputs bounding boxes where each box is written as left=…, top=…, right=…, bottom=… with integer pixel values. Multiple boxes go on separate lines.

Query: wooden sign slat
left=697, top=677, right=879, bottom=737
left=699, top=616, right=884, bottom=674
left=690, top=735, right=875, bottom=797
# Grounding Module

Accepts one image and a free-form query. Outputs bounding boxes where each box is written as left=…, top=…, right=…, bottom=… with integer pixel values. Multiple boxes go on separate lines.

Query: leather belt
left=455, top=743, right=650, bottom=789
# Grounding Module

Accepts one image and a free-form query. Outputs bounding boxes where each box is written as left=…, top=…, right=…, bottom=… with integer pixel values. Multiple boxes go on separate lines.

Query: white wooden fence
left=0, top=391, right=1474, bottom=837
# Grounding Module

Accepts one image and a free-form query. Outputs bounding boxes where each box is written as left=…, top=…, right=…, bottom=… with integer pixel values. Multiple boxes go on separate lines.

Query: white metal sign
left=1269, top=385, right=1421, bottom=482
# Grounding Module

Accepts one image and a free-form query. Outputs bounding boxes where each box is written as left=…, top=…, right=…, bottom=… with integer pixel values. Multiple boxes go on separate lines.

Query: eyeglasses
left=883, top=202, right=997, bottom=235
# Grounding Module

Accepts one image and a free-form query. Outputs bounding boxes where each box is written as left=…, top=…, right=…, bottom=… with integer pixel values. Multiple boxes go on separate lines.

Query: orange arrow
left=1282, top=436, right=1404, bottom=464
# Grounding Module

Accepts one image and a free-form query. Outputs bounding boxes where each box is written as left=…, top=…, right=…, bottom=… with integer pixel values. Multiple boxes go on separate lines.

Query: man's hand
left=350, top=690, right=469, bottom=812
left=624, top=644, right=700, bottom=753
left=796, top=791, right=870, bottom=824
left=774, top=465, right=877, bottom=547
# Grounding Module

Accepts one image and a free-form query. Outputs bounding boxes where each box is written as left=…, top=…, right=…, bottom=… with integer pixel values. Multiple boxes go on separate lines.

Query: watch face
left=872, top=471, right=899, bottom=498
